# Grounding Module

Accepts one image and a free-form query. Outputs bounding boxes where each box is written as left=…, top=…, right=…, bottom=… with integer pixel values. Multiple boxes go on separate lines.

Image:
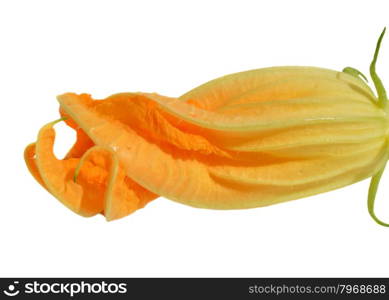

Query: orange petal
left=24, top=143, right=47, bottom=189
left=105, top=166, right=158, bottom=221
left=35, top=121, right=86, bottom=215
left=32, top=119, right=157, bottom=220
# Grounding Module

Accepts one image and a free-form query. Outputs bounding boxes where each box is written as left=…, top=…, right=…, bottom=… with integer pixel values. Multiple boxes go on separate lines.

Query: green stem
left=50, top=116, right=67, bottom=125
left=370, top=27, right=388, bottom=108
left=342, top=67, right=368, bottom=83
left=368, top=163, right=389, bottom=227
left=365, top=28, right=389, bottom=227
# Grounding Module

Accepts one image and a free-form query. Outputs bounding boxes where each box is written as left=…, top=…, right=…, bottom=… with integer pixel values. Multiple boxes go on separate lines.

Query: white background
left=1, top=0, right=389, bottom=277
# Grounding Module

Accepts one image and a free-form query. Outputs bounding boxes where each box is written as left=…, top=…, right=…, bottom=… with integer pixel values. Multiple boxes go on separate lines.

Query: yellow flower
left=25, top=29, right=389, bottom=225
